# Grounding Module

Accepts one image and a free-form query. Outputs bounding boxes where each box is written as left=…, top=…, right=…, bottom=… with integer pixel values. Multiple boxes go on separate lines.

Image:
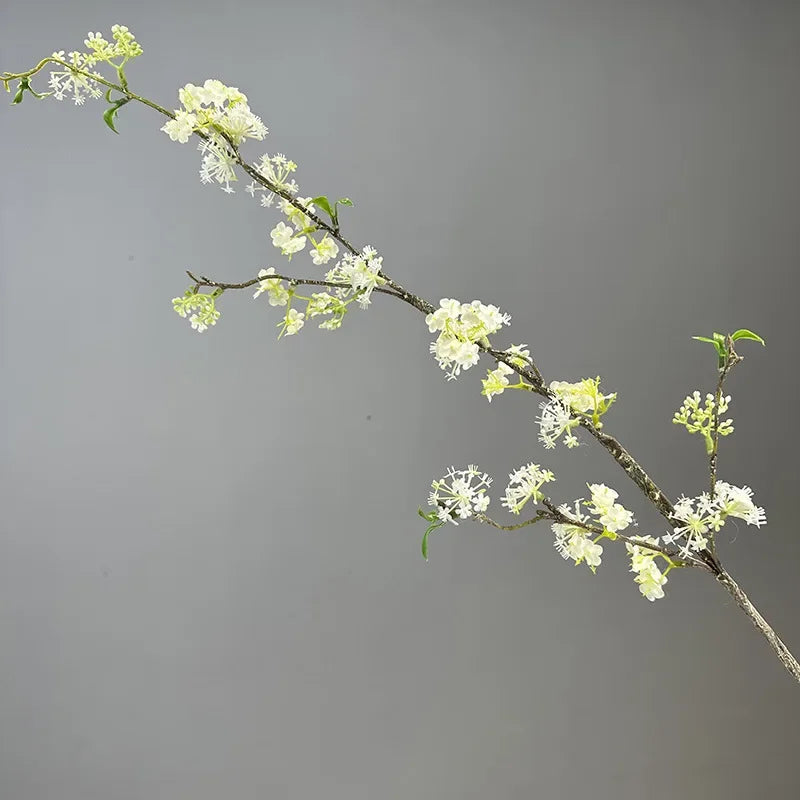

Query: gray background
left=2, top=1, right=800, bottom=798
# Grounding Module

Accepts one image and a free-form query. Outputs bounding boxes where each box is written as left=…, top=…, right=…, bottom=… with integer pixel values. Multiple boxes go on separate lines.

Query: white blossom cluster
left=251, top=268, right=348, bottom=335
left=172, top=289, right=221, bottom=332
left=537, top=397, right=579, bottom=449
left=551, top=484, right=634, bottom=572
left=664, top=481, right=766, bottom=556
left=585, top=483, right=635, bottom=533
left=246, top=153, right=299, bottom=208
left=161, top=79, right=268, bottom=192
left=481, top=345, right=531, bottom=402
left=48, top=50, right=103, bottom=104
left=501, top=463, right=555, bottom=514
left=325, top=245, right=384, bottom=308
left=551, top=377, right=616, bottom=415
left=48, top=26, right=142, bottom=105
left=428, top=466, right=492, bottom=524
left=536, top=377, right=616, bottom=448
left=551, top=501, right=604, bottom=570
left=426, top=299, right=511, bottom=381
left=626, top=537, right=669, bottom=601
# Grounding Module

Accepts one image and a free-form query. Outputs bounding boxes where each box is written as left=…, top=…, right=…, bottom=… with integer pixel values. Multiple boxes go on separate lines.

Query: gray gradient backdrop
left=2, top=1, right=800, bottom=798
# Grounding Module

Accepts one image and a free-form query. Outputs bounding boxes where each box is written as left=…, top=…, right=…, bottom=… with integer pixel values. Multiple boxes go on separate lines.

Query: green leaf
left=102, top=97, right=130, bottom=134
left=692, top=336, right=716, bottom=344
left=310, top=195, right=335, bottom=220
left=731, top=328, right=765, bottom=346
left=422, top=518, right=447, bottom=560
left=336, top=197, right=353, bottom=207
left=11, top=77, right=29, bottom=105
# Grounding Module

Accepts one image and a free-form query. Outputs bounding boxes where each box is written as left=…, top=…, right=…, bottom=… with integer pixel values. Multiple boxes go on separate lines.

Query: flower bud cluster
left=172, top=288, right=222, bottom=332
left=673, top=391, right=733, bottom=452
left=48, top=26, right=143, bottom=105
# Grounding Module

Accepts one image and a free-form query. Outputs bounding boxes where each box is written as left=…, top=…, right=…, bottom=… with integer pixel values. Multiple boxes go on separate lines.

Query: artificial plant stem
left=715, top=568, right=800, bottom=684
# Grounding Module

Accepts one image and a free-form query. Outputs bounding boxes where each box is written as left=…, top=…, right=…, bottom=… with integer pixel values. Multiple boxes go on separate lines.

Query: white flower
left=161, top=110, right=197, bottom=143
left=281, top=197, right=316, bottom=232
left=501, top=463, right=556, bottom=515
left=218, top=102, right=268, bottom=145
left=597, top=503, right=634, bottom=533
left=178, top=83, right=205, bottom=112
left=281, top=308, right=305, bottom=336
left=198, top=136, right=238, bottom=193
left=271, top=221, right=306, bottom=255
left=325, top=245, right=385, bottom=308
left=550, top=378, right=616, bottom=417
left=48, top=50, right=103, bottom=105
left=568, top=535, right=603, bottom=568
left=424, top=298, right=511, bottom=381
left=172, top=290, right=221, bottom=333
left=306, top=292, right=347, bottom=330
left=537, top=398, right=579, bottom=449
left=481, top=362, right=514, bottom=401
left=425, top=299, right=463, bottom=332
left=310, top=237, right=339, bottom=265
left=578, top=483, right=635, bottom=534
left=587, top=484, right=618, bottom=512
left=247, top=153, right=299, bottom=207
left=504, top=344, right=531, bottom=368
left=626, top=537, right=668, bottom=601
left=714, top=482, right=767, bottom=528
left=637, top=563, right=667, bottom=601
left=428, top=465, right=493, bottom=525
left=163, top=79, right=268, bottom=189
left=666, top=493, right=726, bottom=555
left=551, top=501, right=602, bottom=570
left=253, top=267, right=290, bottom=306
left=429, top=337, right=480, bottom=380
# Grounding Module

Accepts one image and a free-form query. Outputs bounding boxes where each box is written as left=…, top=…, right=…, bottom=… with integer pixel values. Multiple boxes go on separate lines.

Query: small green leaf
left=310, top=195, right=335, bottom=220
left=731, top=328, right=765, bottom=346
left=102, top=97, right=130, bottom=134
left=692, top=336, right=716, bottom=344
left=336, top=197, right=353, bottom=207
left=420, top=517, right=445, bottom=561
left=103, top=106, right=120, bottom=133
left=11, top=77, right=29, bottom=105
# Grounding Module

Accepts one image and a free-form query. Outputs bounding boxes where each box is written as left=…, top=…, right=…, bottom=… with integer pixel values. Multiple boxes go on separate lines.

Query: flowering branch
left=5, top=26, right=798, bottom=683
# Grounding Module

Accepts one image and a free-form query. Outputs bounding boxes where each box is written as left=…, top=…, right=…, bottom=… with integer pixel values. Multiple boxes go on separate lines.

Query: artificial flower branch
left=5, top=27, right=799, bottom=682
